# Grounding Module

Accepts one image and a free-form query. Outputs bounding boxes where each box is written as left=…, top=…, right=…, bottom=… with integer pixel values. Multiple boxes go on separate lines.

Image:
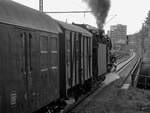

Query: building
left=109, top=24, right=127, bottom=50
left=128, top=33, right=142, bottom=57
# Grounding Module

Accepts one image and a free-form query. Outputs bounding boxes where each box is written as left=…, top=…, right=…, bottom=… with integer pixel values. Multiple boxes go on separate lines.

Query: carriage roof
left=57, top=21, right=92, bottom=37
left=0, top=0, right=61, bottom=33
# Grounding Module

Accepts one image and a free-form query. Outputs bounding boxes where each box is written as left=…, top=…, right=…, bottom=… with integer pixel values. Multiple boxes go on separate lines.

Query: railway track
left=116, top=55, right=141, bottom=88
left=116, top=52, right=132, bottom=65
left=116, top=53, right=136, bottom=73
left=62, top=53, right=140, bottom=113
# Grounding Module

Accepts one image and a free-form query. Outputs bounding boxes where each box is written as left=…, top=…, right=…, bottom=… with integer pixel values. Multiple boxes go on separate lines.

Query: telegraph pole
left=39, top=0, right=43, bottom=12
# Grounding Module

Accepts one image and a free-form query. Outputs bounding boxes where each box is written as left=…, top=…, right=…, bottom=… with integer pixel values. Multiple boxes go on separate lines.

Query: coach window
left=50, top=37, right=58, bottom=70
left=40, top=36, right=48, bottom=70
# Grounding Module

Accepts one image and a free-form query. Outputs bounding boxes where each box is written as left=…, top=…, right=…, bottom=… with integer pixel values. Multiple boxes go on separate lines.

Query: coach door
left=80, top=36, right=85, bottom=82
left=75, top=33, right=80, bottom=85
left=84, top=36, right=90, bottom=80
left=18, top=30, right=34, bottom=110
left=70, top=32, right=80, bottom=87
left=65, top=31, right=71, bottom=89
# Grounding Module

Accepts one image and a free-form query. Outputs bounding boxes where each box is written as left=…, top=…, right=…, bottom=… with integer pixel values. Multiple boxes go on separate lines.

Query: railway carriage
left=0, top=0, right=112, bottom=113
left=0, top=1, right=61, bottom=113
left=57, top=21, right=93, bottom=99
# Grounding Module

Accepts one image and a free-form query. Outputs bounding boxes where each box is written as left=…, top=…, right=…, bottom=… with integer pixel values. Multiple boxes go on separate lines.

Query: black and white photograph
left=0, top=0, right=150, bottom=113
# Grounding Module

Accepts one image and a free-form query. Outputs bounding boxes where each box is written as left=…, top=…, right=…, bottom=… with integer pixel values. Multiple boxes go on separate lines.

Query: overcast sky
left=12, top=0, right=150, bottom=34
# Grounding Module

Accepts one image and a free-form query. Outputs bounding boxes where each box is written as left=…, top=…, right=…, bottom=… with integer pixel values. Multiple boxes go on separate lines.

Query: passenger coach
left=57, top=21, right=93, bottom=100
left=0, top=0, right=61, bottom=113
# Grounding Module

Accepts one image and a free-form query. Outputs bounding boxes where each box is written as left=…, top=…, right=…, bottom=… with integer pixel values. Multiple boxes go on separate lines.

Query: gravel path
left=71, top=79, right=150, bottom=113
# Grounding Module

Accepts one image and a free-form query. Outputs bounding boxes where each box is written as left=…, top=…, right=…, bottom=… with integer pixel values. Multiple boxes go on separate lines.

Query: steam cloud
left=83, top=0, right=111, bottom=28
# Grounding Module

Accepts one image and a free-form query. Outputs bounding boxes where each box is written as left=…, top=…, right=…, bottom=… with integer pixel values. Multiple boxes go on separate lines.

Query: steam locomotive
left=0, top=1, right=112, bottom=113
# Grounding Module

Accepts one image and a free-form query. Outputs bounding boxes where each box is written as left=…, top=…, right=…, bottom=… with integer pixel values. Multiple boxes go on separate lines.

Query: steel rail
left=116, top=55, right=136, bottom=73
left=118, top=57, right=141, bottom=88
left=117, top=55, right=131, bottom=65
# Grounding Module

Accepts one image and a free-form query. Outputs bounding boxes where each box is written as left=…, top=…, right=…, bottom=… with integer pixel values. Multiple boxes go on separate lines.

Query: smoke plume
left=83, top=0, right=111, bottom=28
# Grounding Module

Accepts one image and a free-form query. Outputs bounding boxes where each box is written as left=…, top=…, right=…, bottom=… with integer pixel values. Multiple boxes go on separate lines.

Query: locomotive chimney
left=82, top=0, right=111, bottom=29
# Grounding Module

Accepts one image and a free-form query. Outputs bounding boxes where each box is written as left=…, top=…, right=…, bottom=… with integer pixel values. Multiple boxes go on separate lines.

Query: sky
left=12, top=0, right=150, bottom=35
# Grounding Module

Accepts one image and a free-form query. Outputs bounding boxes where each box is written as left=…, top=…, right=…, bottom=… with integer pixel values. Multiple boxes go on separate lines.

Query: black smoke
left=83, top=0, right=111, bottom=28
